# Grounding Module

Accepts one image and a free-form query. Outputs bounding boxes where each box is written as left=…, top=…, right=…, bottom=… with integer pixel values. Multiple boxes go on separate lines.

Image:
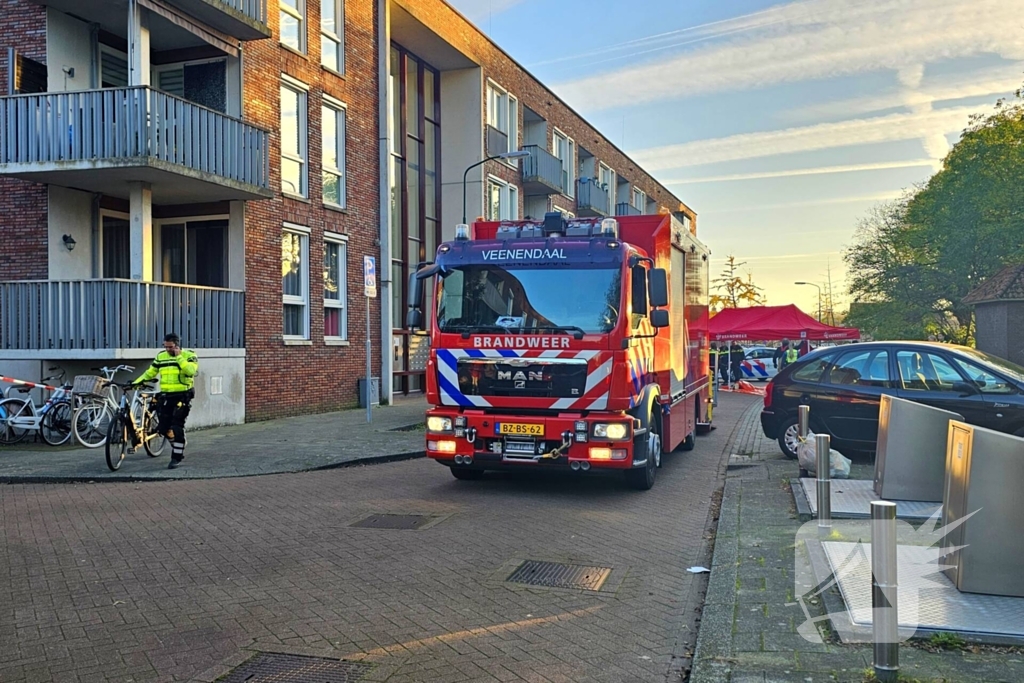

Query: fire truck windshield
left=436, top=265, right=621, bottom=335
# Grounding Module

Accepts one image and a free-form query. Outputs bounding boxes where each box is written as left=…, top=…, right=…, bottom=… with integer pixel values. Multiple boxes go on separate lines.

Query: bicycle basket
left=73, top=375, right=107, bottom=397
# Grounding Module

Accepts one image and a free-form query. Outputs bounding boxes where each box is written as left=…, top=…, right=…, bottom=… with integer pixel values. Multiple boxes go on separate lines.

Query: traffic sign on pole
left=363, top=256, right=377, bottom=298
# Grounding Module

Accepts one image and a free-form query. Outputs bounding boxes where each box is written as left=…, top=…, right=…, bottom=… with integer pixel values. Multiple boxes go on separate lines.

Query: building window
left=322, top=98, right=346, bottom=208
left=280, top=0, right=306, bottom=53
left=599, top=163, right=615, bottom=195
left=160, top=219, right=228, bottom=287
left=553, top=130, right=575, bottom=198
left=281, top=79, right=308, bottom=197
left=101, top=215, right=130, bottom=278
left=486, top=82, right=518, bottom=156
left=323, top=237, right=347, bottom=340
left=486, top=177, right=519, bottom=221
left=282, top=226, right=310, bottom=339
left=632, top=187, right=646, bottom=214
left=321, top=0, right=344, bottom=73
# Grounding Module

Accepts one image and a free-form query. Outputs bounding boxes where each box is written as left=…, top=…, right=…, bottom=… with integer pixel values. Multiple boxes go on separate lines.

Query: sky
left=446, top=0, right=1024, bottom=318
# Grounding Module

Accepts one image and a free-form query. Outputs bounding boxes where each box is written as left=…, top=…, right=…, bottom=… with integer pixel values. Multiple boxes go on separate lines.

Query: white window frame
left=323, top=232, right=348, bottom=342
left=320, top=0, right=344, bottom=73
left=280, top=0, right=306, bottom=53
left=552, top=205, right=575, bottom=219
left=508, top=94, right=519, bottom=162
left=282, top=223, right=311, bottom=341
left=552, top=128, right=576, bottom=198
left=632, top=187, right=646, bottom=214
left=486, top=80, right=518, bottom=160
left=322, top=95, right=347, bottom=209
left=281, top=76, right=309, bottom=198
left=486, top=175, right=519, bottom=221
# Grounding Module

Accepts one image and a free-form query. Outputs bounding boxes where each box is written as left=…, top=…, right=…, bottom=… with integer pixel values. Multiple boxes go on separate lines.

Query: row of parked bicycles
left=0, top=365, right=169, bottom=470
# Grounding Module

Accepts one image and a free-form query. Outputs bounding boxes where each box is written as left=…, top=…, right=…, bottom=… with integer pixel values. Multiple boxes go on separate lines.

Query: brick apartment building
left=0, top=0, right=696, bottom=426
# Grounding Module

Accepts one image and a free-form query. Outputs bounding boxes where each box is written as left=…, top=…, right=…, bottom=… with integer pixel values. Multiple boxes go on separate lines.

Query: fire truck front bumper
left=424, top=409, right=642, bottom=471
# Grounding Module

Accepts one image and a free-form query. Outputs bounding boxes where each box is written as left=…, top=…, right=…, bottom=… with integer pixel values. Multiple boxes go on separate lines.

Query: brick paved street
left=0, top=395, right=749, bottom=682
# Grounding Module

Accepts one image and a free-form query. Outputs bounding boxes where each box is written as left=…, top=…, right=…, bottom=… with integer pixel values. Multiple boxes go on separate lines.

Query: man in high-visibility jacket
left=782, top=343, right=799, bottom=369
left=136, top=332, right=199, bottom=469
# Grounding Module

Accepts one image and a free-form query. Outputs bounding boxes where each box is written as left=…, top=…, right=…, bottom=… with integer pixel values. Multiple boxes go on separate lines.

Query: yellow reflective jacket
left=139, top=349, right=199, bottom=393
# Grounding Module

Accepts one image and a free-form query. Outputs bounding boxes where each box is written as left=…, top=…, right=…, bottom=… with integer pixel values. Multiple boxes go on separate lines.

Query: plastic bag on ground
left=796, top=431, right=851, bottom=479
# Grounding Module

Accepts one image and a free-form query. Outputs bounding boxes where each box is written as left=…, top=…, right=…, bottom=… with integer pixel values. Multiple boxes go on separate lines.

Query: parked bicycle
left=0, top=369, right=77, bottom=446
left=105, top=381, right=168, bottom=471
left=72, top=366, right=133, bottom=449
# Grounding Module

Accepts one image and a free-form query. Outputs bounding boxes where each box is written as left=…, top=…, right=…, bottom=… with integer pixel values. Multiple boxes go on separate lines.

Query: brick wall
left=396, top=0, right=696, bottom=227
left=0, top=0, right=49, bottom=281
left=241, top=0, right=381, bottom=421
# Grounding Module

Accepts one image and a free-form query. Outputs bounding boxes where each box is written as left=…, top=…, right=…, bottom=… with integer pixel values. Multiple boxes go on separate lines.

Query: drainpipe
left=377, top=0, right=393, bottom=404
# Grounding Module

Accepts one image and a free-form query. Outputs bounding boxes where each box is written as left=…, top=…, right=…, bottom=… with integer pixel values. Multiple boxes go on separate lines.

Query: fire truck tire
left=450, top=467, right=484, bottom=481
left=626, top=395, right=660, bottom=490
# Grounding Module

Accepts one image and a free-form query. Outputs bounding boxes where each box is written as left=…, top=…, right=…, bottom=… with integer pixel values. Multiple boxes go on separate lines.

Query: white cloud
left=663, top=160, right=935, bottom=185
left=631, top=105, right=983, bottom=171
left=554, top=0, right=1024, bottom=112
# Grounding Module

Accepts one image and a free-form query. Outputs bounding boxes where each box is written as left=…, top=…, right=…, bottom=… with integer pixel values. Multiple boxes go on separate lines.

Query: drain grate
left=506, top=560, right=612, bottom=591
left=350, top=513, right=435, bottom=530
left=219, top=652, right=371, bottom=682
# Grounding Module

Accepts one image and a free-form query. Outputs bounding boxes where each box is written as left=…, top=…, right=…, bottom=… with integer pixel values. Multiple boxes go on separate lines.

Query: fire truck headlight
left=427, top=416, right=454, bottom=433
left=593, top=423, right=630, bottom=440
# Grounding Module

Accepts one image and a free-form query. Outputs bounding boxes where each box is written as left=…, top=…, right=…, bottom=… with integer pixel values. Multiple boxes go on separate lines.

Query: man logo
left=498, top=369, right=544, bottom=382
left=498, top=371, right=511, bottom=381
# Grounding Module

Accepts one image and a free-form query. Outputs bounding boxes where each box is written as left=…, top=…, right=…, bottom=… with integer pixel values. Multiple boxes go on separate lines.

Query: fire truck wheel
left=626, top=408, right=660, bottom=491
left=450, top=467, right=485, bottom=481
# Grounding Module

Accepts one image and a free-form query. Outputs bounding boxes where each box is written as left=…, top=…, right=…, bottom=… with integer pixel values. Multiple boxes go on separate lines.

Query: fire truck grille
left=457, top=360, right=588, bottom=398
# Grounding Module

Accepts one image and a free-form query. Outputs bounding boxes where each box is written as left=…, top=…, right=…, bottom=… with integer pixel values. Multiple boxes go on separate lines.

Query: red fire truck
left=406, top=211, right=711, bottom=490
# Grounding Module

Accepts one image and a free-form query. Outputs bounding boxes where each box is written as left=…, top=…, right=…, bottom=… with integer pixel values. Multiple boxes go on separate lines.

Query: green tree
left=710, top=255, right=766, bottom=312
left=845, top=87, right=1024, bottom=343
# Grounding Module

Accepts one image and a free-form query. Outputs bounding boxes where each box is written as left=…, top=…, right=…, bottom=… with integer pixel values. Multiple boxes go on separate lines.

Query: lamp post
left=795, top=281, right=822, bottom=322
left=463, top=149, right=531, bottom=224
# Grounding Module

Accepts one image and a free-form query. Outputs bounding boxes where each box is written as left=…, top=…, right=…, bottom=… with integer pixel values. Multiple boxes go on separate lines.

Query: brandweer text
left=472, top=336, right=572, bottom=349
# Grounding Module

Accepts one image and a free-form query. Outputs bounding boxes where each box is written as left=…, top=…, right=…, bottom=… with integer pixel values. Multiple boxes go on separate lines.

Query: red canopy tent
left=709, top=305, right=860, bottom=342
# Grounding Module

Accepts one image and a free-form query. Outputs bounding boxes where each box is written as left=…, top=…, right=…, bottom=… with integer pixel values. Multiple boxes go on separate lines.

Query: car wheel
left=777, top=416, right=801, bottom=460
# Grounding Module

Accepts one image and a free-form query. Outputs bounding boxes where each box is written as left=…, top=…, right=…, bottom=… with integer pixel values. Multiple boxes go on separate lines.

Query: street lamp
left=794, top=282, right=822, bottom=322
left=462, top=149, right=531, bottom=224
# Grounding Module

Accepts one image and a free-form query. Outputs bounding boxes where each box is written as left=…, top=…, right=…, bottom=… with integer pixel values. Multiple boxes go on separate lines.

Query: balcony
left=616, top=202, right=642, bottom=217
left=0, top=280, right=244, bottom=357
left=0, top=87, right=272, bottom=203
left=30, top=0, right=270, bottom=41
left=521, top=145, right=564, bottom=196
left=485, top=125, right=509, bottom=156
left=576, top=179, right=610, bottom=217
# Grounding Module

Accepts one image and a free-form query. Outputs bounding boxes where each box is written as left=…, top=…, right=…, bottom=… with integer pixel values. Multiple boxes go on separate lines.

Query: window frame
left=320, top=0, right=344, bottom=73
left=485, top=175, right=519, bottom=221
left=280, top=0, right=307, bottom=53
left=826, top=348, right=892, bottom=388
left=895, top=349, right=966, bottom=392
left=552, top=128, right=575, bottom=198
left=486, top=80, right=519, bottom=161
left=321, top=95, right=347, bottom=209
left=282, top=223, right=311, bottom=341
left=950, top=357, right=1018, bottom=395
left=323, top=232, right=348, bottom=342
left=280, top=77, right=309, bottom=198
left=632, top=187, right=647, bottom=214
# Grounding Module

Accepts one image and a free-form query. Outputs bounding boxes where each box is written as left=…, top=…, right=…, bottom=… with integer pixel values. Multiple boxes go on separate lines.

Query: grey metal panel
left=941, top=421, right=1024, bottom=597
left=874, top=395, right=964, bottom=502
left=799, top=477, right=940, bottom=520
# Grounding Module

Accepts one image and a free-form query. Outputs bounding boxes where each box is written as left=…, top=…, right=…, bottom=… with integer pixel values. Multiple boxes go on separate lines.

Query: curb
left=0, top=450, right=426, bottom=485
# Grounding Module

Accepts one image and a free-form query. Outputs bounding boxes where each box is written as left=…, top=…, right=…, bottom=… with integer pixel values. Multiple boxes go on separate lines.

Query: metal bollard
left=815, top=433, right=831, bottom=531
left=798, top=405, right=810, bottom=439
left=871, top=501, right=899, bottom=682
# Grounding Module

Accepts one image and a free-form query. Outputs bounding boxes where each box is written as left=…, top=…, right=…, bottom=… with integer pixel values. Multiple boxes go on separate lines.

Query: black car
left=761, top=341, right=1024, bottom=459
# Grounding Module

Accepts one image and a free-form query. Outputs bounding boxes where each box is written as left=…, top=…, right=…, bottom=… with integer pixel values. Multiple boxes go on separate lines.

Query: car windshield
left=955, top=348, right=1024, bottom=384
left=436, top=265, right=621, bottom=335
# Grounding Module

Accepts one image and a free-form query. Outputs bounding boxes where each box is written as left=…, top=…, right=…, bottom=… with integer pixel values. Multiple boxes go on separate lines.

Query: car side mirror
left=952, top=381, right=979, bottom=396
left=650, top=309, right=669, bottom=328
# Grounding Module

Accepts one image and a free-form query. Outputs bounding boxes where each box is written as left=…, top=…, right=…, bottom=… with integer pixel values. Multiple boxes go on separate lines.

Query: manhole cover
left=506, top=560, right=612, bottom=591
left=219, top=652, right=371, bottom=682
left=350, top=514, right=435, bottom=530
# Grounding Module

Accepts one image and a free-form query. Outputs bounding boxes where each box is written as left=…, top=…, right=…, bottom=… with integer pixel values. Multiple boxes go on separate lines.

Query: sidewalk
left=0, top=399, right=427, bottom=482
left=692, top=394, right=1024, bottom=683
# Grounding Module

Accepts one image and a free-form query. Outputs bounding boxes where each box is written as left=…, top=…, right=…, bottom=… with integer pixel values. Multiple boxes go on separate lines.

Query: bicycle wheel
left=0, top=398, right=32, bottom=445
left=142, top=406, right=167, bottom=457
left=40, top=401, right=73, bottom=446
left=105, top=411, right=128, bottom=471
left=74, top=402, right=112, bottom=448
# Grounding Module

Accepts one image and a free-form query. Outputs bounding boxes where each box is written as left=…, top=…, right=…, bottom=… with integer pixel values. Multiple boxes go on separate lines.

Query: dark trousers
left=156, top=391, right=192, bottom=461
left=731, top=362, right=742, bottom=382
left=718, top=362, right=730, bottom=384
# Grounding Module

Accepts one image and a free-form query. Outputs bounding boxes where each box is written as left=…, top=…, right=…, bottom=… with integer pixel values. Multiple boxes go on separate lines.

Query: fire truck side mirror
left=650, top=309, right=669, bottom=328
left=649, top=268, right=669, bottom=308
left=406, top=308, right=423, bottom=330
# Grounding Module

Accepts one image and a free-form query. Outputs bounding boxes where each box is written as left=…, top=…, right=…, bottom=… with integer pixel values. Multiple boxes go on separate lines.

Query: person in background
left=730, top=342, right=745, bottom=383
left=710, top=342, right=719, bottom=380
left=718, top=342, right=731, bottom=385
left=135, top=333, right=198, bottom=469
left=773, top=338, right=790, bottom=369
left=798, top=339, right=812, bottom=357
left=782, top=342, right=799, bottom=369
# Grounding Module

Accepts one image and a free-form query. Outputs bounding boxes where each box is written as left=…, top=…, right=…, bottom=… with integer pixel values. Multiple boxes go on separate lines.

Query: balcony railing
left=576, top=179, right=610, bottom=217
left=0, top=280, right=244, bottom=352
left=0, top=87, right=270, bottom=194
left=485, top=125, right=509, bottom=156
left=152, top=0, right=270, bottom=40
left=521, top=145, right=564, bottom=196
left=616, top=202, right=642, bottom=216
